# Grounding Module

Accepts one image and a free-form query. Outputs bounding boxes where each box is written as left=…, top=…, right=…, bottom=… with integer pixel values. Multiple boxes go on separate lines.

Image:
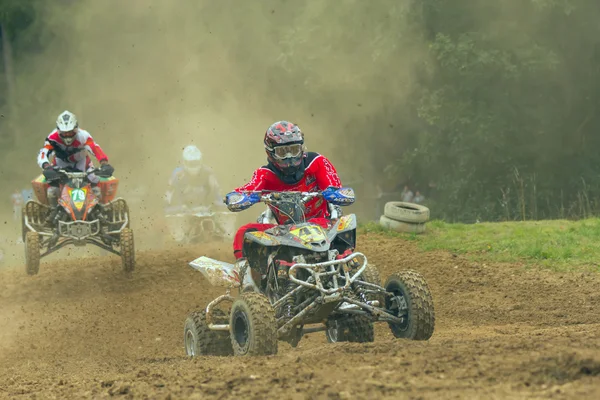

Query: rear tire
left=120, top=227, right=135, bottom=273
left=360, top=263, right=385, bottom=306
left=325, top=315, right=374, bottom=343
left=362, top=264, right=381, bottom=286
left=184, top=309, right=233, bottom=357
left=229, top=292, right=278, bottom=356
left=384, top=271, right=435, bottom=340
left=25, top=231, right=41, bottom=276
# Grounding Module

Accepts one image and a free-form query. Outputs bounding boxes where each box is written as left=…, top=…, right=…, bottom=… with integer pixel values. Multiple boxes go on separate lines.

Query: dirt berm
left=0, top=234, right=599, bottom=399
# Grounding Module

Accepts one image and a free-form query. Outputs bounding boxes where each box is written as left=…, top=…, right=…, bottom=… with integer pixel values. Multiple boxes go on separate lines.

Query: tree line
left=2, top=0, right=599, bottom=223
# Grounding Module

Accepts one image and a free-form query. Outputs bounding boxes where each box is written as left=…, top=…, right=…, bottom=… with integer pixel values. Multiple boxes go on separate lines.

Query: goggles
left=273, top=144, right=303, bottom=160
left=184, top=159, right=201, bottom=168
left=59, top=130, right=78, bottom=139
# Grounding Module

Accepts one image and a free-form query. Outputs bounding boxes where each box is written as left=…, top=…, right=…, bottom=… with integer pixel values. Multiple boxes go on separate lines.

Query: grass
left=359, top=218, right=600, bottom=271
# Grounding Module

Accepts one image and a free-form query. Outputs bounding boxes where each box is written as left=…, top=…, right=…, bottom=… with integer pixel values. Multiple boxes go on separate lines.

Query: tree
left=0, top=0, right=43, bottom=142
left=388, top=0, right=600, bottom=221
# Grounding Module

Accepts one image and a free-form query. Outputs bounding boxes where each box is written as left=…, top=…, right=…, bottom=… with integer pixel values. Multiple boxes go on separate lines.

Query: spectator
left=11, top=189, right=23, bottom=221
left=21, top=188, right=33, bottom=202
left=413, top=190, right=425, bottom=204
left=401, top=185, right=414, bottom=202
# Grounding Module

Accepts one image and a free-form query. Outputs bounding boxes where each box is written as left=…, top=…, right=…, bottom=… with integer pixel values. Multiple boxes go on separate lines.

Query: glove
left=99, top=163, right=114, bottom=177
left=322, top=186, right=355, bottom=206
left=225, top=191, right=260, bottom=212
left=42, top=162, right=52, bottom=170
left=322, top=187, right=339, bottom=202
left=42, top=168, right=60, bottom=182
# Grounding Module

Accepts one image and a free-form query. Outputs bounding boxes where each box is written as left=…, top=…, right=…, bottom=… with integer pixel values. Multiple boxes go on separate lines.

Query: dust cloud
left=1, top=0, right=427, bottom=256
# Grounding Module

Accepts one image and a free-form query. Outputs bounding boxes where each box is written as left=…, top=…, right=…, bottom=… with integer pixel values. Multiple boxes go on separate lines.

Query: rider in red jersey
left=224, top=121, right=348, bottom=260
left=38, top=110, right=113, bottom=210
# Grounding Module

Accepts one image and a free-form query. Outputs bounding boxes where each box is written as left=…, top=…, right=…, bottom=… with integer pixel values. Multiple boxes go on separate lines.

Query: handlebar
left=50, top=167, right=110, bottom=179
left=239, top=190, right=322, bottom=204
left=56, top=169, right=99, bottom=178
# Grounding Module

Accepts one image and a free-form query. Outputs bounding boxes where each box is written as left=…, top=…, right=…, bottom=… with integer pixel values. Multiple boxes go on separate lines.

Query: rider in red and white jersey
left=37, top=110, right=113, bottom=208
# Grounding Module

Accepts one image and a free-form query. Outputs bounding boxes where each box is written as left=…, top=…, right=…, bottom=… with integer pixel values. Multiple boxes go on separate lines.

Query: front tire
left=323, top=263, right=379, bottom=343
left=384, top=271, right=435, bottom=340
left=120, top=227, right=135, bottom=273
left=184, top=309, right=233, bottom=357
left=25, top=231, right=41, bottom=276
left=229, top=292, right=278, bottom=356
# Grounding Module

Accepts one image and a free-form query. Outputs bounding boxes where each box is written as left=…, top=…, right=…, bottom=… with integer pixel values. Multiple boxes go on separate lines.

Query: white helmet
left=182, top=145, right=202, bottom=175
left=56, top=110, right=79, bottom=145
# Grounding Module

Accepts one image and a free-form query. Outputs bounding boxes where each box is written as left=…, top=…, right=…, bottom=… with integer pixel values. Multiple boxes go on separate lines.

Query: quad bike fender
left=97, top=176, right=119, bottom=204
left=326, top=213, right=357, bottom=242
left=189, top=256, right=242, bottom=288
left=31, top=175, right=49, bottom=205
left=31, top=174, right=119, bottom=205
left=244, top=231, right=281, bottom=246
left=335, top=214, right=357, bottom=233
left=237, top=258, right=261, bottom=293
left=245, top=227, right=332, bottom=252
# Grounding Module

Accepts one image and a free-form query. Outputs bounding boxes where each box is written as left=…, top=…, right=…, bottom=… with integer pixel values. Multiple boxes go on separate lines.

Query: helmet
left=264, top=121, right=305, bottom=177
left=56, top=110, right=79, bottom=145
left=182, top=145, right=202, bottom=175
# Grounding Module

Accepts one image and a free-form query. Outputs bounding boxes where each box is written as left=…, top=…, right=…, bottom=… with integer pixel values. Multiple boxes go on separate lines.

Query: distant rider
left=224, top=121, right=351, bottom=263
left=37, top=111, right=113, bottom=210
left=165, top=145, right=224, bottom=213
left=11, top=189, right=23, bottom=221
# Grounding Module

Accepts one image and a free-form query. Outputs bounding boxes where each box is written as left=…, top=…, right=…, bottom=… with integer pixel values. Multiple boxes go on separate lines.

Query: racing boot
left=92, top=186, right=102, bottom=201
left=236, top=257, right=260, bottom=293
left=45, top=187, right=60, bottom=226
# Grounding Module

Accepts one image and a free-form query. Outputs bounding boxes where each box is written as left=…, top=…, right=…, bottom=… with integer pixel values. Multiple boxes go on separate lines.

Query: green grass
left=359, top=219, right=600, bottom=271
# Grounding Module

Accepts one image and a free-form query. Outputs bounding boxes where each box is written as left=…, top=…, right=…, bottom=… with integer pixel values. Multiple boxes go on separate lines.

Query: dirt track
left=1, top=234, right=599, bottom=399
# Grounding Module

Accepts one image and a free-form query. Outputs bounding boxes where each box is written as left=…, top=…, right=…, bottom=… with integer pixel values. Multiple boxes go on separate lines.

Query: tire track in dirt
left=0, top=234, right=599, bottom=399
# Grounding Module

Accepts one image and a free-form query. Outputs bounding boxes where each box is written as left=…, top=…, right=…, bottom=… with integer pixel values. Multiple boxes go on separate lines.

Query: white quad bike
left=165, top=205, right=236, bottom=244
left=183, top=189, right=436, bottom=357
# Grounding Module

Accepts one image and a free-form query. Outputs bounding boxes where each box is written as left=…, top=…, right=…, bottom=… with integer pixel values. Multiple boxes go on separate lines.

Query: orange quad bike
left=21, top=167, right=135, bottom=275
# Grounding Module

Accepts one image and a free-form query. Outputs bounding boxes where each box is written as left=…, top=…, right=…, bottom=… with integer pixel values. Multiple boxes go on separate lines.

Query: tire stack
left=379, top=202, right=430, bottom=234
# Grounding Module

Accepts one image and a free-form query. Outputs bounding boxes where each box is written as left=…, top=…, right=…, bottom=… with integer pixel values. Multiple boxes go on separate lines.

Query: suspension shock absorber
left=53, top=208, right=65, bottom=225
left=276, top=260, right=297, bottom=321
left=45, top=206, right=59, bottom=225
left=352, top=281, right=369, bottom=303
left=348, top=256, right=369, bottom=303
left=283, top=279, right=297, bottom=320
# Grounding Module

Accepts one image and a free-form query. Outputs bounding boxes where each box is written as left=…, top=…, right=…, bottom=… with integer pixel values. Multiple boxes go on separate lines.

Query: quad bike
left=183, top=189, right=435, bottom=357
left=164, top=205, right=236, bottom=244
left=21, top=167, right=135, bottom=275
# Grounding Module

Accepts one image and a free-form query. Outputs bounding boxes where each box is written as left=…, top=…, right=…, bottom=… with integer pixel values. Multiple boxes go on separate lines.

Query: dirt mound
left=0, top=234, right=599, bottom=399
left=519, top=353, right=600, bottom=385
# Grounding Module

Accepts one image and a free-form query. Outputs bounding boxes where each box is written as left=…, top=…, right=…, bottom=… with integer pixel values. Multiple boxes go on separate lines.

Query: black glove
left=98, top=163, right=114, bottom=177
left=43, top=168, right=60, bottom=182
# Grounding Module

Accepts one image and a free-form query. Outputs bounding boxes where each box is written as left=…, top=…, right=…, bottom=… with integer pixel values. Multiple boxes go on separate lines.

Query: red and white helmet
left=56, top=110, right=79, bottom=145
left=264, top=121, right=305, bottom=177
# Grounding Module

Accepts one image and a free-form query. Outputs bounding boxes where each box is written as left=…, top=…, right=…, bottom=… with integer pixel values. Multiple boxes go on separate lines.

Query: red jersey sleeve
left=84, top=135, right=108, bottom=162
left=314, top=155, right=342, bottom=190
left=234, top=168, right=270, bottom=192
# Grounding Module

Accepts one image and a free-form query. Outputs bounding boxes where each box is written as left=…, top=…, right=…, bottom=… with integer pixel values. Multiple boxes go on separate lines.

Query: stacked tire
left=379, top=202, right=430, bottom=234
